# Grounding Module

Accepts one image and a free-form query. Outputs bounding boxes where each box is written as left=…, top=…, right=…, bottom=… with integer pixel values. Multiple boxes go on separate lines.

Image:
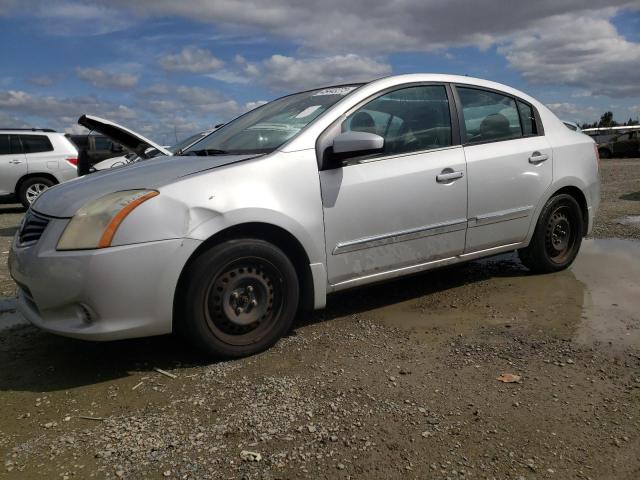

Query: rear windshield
left=185, top=86, right=361, bottom=156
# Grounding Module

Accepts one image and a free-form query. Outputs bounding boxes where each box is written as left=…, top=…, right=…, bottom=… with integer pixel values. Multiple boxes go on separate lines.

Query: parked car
left=0, top=128, right=78, bottom=207
left=9, top=74, right=600, bottom=358
left=75, top=115, right=171, bottom=171
left=90, top=123, right=215, bottom=171
left=597, top=130, right=639, bottom=158
left=68, top=133, right=125, bottom=165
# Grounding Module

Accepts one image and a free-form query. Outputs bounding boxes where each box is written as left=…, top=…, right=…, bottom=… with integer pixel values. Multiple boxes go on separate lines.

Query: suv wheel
left=18, top=177, right=55, bottom=208
left=181, top=239, right=299, bottom=358
left=518, top=194, right=583, bottom=274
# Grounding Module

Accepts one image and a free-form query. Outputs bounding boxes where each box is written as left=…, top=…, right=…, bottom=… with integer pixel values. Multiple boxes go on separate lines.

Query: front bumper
left=9, top=218, right=201, bottom=341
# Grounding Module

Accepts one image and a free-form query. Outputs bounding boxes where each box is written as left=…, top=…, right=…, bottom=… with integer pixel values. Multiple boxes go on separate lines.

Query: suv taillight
left=66, top=157, right=78, bottom=167
left=593, top=144, right=600, bottom=171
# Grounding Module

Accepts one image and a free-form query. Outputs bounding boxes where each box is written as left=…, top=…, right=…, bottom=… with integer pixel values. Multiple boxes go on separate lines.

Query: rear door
left=0, top=134, right=27, bottom=195
left=455, top=86, right=553, bottom=252
left=319, top=84, right=468, bottom=287
left=20, top=134, right=58, bottom=174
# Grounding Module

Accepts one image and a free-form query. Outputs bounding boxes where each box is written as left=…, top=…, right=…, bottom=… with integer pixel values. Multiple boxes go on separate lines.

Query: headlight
left=57, top=190, right=158, bottom=250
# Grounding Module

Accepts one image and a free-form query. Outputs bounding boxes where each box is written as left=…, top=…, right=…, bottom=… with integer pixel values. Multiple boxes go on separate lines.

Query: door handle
left=436, top=170, right=464, bottom=183
left=8, top=159, right=23, bottom=165
left=528, top=152, right=549, bottom=164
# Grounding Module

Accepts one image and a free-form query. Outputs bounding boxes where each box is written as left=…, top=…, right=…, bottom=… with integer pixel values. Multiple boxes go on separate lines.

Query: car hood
left=78, top=114, right=172, bottom=159
left=32, top=153, right=259, bottom=217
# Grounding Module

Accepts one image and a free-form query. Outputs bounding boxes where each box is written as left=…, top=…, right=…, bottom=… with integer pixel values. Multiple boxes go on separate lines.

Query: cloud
left=102, top=0, right=635, bottom=51
left=76, top=68, right=140, bottom=89
left=27, top=75, right=58, bottom=87
left=30, top=1, right=134, bottom=35
left=0, top=89, right=136, bottom=121
left=261, top=54, right=391, bottom=90
left=500, top=12, right=640, bottom=97
left=159, top=46, right=224, bottom=74
left=92, top=0, right=639, bottom=96
left=545, top=102, right=601, bottom=123
left=229, top=54, right=391, bottom=91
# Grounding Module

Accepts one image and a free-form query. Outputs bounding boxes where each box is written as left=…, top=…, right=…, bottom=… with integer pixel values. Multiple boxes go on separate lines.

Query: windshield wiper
left=185, top=149, right=230, bottom=156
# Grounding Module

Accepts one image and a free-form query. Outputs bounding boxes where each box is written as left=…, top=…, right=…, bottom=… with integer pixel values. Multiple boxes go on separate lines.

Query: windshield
left=184, top=85, right=361, bottom=155
left=168, top=131, right=209, bottom=154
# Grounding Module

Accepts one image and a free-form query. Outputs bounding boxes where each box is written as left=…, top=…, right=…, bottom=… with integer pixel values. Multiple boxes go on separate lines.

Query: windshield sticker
left=312, top=86, right=358, bottom=97
left=295, top=105, right=322, bottom=119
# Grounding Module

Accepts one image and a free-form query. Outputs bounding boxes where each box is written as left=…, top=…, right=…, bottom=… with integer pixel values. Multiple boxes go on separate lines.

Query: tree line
left=580, top=112, right=639, bottom=129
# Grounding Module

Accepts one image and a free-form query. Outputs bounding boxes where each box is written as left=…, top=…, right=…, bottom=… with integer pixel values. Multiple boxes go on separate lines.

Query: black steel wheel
left=181, top=239, right=299, bottom=358
left=518, top=194, right=583, bottom=273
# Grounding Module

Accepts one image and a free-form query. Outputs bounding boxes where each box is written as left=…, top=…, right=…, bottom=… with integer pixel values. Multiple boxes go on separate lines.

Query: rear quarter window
left=19, top=135, right=53, bottom=153
left=517, top=101, right=537, bottom=136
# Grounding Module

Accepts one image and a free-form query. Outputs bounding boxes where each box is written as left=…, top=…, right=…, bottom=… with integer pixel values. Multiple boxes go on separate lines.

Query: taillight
left=593, top=144, right=600, bottom=171
left=66, top=157, right=78, bottom=167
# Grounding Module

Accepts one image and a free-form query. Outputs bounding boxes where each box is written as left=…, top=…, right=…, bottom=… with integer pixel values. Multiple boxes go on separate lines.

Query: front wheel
left=518, top=194, right=583, bottom=274
left=180, top=239, right=299, bottom=358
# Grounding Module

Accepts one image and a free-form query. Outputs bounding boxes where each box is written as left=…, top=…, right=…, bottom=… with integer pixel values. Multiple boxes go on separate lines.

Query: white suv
left=0, top=129, right=78, bottom=207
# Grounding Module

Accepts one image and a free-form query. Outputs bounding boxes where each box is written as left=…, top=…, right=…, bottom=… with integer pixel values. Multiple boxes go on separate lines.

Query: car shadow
left=0, top=203, right=25, bottom=215
left=0, top=226, right=18, bottom=237
left=620, top=191, right=640, bottom=201
left=301, top=252, right=527, bottom=325
left=0, top=252, right=530, bottom=393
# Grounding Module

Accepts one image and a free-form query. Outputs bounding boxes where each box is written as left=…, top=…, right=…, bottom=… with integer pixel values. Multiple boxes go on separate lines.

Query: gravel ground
left=0, top=158, right=639, bottom=479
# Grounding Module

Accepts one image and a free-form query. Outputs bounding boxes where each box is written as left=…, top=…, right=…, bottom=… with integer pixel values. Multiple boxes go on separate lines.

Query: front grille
left=18, top=210, right=50, bottom=246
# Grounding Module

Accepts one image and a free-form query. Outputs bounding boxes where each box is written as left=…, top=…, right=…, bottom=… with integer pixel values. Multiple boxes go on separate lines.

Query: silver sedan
left=9, top=74, right=600, bottom=358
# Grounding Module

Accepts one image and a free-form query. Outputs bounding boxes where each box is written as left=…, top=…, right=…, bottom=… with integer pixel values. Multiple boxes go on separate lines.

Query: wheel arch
left=15, top=172, right=59, bottom=195
left=173, top=222, right=316, bottom=332
left=551, top=186, right=589, bottom=236
left=528, top=183, right=590, bottom=242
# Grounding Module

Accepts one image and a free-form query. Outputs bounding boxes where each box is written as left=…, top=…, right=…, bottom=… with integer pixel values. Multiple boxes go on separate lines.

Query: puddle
left=365, top=239, right=640, bottom=349
left=615, top=215, right=640, bottom=228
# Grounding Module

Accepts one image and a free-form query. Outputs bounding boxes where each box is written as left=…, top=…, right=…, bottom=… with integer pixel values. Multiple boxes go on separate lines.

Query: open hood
left=78, top=114, right=172, bottom=159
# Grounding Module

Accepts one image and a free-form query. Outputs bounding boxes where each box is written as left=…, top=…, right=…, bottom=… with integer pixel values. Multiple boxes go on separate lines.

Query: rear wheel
left=18, top=176, right=55, bottom=208
left=518, top=194, right=583, bottom=273
left=181, top=239, right=299, bottom=358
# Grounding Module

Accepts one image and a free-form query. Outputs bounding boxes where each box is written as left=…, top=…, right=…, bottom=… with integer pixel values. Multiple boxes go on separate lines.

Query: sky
left=0, top=0, right=639, bottom=145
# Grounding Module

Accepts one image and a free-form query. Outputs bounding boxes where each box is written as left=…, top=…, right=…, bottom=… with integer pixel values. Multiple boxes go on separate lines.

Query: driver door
left=318, top=84, right=468, bottom=288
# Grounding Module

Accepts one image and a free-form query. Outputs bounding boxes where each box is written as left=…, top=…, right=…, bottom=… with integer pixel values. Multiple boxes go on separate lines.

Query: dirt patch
left=1, top=160, right=639, bottom=479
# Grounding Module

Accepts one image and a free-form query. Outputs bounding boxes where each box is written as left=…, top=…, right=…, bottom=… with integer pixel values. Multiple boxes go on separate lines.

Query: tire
left=598, top=148, right=611, bottom=159
left=18, top=176, right=55, bottom=208
left=180, top=239, right=299, bottom=358
left=518, top=194, right=583, bottom=274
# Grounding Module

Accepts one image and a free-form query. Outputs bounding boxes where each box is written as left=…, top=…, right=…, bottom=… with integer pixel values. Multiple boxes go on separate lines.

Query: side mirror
left=332, top=131, right=384, bottom=155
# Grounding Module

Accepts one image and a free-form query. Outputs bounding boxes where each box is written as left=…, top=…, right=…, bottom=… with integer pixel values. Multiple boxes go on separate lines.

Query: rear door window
left=457, top=87, right=522, bottom=143
left=19, top=135, right=53, bottom=153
